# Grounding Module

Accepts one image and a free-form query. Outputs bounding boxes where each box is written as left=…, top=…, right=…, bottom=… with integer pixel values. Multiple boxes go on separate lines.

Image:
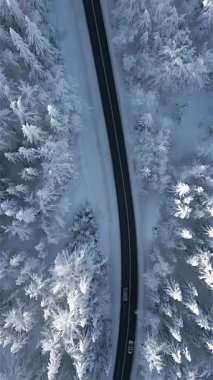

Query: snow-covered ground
left=50, top=1, right=121, bottom=378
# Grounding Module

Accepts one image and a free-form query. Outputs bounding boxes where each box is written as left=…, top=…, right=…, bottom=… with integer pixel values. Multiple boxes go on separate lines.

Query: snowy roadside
left=100, top=2, right=161, bottom=379
left=50, top=1, right=121, bottom=378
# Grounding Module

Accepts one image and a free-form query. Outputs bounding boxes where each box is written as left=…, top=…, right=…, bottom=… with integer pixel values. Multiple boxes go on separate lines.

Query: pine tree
left=3, top=220, right=32, bottom=241
left=164, top=278, right=182, bottom=302
left=112, top=0, right=145, bottom=49
left=16, top=207, right=37, bottom=224
left=25, top=15, right=55, bottom=60
left=5, top=0, right=25, bottom=27
left=47, top=350, right=62, bottom=380
left=142, top=333, right=164, bottom=374
left=10, top=28, right=43, bottom=77
left=22, top=123, right=45, bottom=144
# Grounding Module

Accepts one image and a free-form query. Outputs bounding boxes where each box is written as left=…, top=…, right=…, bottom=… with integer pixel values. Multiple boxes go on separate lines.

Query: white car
left=127, top=340, right=134, bottom=355
left=122, top=287, right=128, bottom=302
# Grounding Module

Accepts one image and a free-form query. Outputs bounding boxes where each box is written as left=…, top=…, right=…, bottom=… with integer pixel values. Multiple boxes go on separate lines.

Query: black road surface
left=82, top=1, right=138, bottom=379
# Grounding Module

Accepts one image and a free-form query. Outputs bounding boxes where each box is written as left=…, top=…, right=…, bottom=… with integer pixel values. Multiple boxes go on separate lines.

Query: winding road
left=82, top=1, right=138, bottom=379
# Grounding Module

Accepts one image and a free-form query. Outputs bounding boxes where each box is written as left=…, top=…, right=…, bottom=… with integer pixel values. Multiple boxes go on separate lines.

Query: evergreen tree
left=25, top=15, right=55, bottom=60
left=10, top=28, right=43, bottom=77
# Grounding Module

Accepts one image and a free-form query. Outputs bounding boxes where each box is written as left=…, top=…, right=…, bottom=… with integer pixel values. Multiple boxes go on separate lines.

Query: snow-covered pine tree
left=25, top=15, right=55, bottom=61
left=5, top=0, right=25, bottom=27
left=10, top=28, right=43, bottom=78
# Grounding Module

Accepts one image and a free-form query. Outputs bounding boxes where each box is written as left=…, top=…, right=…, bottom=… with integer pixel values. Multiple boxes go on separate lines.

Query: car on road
left=127, top=340, right=134, bottom=355
left=122, top=287, right=128, bottom=302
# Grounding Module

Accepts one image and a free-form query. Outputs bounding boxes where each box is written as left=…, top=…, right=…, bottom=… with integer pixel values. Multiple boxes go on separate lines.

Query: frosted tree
left=159, top=298, right=174, bottom=318
left=182, top=345, right=191, bottom=363
left=156, top=44, right=208, bottom=91
left=4, top=302, right=35, bottom=333
left=183, top=281, right=198, bottom=299
left=47, top=350, right=62, bottom=380
left=142, top=333, right=164, bottom=374
left=10, top=96, right=40, bottom=126
left=166, top=313, right=183, bottom=343
left=5, top=0, right=25, bottom=25
left=15, top=256, right=40, bottom=286
left=17, top=146, right=40, bottom=162
left=205, top=226, right=213, bottom=239
left=184, top=296, right=200, bottom=316
left=0, top=68, right=18, bottom=151
left=10, top=252, right=24, bottom=268
left=153, top=117, right=171, bottom=191
left=21, top=167, right=39, bottom=181
left=166, top=342, right=182, bottom=365
left=3, top=220, right=32, bottom=241
left=10, top=28, right=43, bottom=77
left=134, top=113, right=154, bottom=183
left=199, top=262, right=213, bottom=291
left=0, top=251, right=10, bottom=280
left=164, top=278, right=182, bottom=302
left=168, top=324, right=182, bottom=343
left=0, top=0, right=13, bottom=23
left=36, top=187, right=59, bottom=214
left=47, top=105, right=64, bottom=135
left=41, top=139, right=75, bottom=192
left=112, top=0, right=146, bottom=49
left=16, top=207, right=37, bottom=224
left=174, top=199, right=192, bottom=219
left=22, top=123, right=45, bottom=144
left=195, top=310, right=211, bottom=331
left=25, top=16, right=55, bottom=60
left=0, top=299, right=35, bottom=353
left=179, top=228, right=193, bottom=240
left=187, top=248, right=213, bottom=291
left=175, top=182, right=190, bottom=198
left=0, top=198, right=18, bottom=217
left=134, top=113, right=172, bottom=192
left=25, top=274, right=45, bottom=300
left=6, top=183, right=29, bottom=197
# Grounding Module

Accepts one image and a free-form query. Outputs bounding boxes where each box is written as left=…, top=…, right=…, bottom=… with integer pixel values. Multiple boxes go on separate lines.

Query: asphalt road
left=82, top=1, right=138, bottom=379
